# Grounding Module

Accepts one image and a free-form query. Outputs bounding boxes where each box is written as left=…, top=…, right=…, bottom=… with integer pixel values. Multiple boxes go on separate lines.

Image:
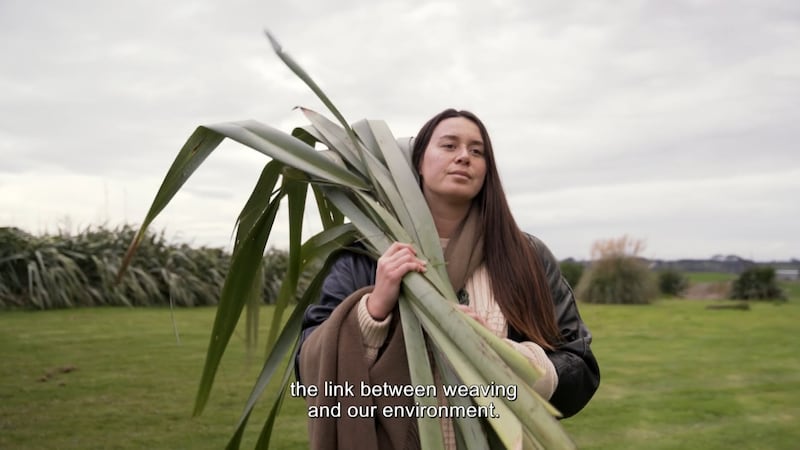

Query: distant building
left=569, top=255, right=800, bottom=278
left=649, top=256, right=755, bottom=274
left=775, top=268, right=800, bottom=281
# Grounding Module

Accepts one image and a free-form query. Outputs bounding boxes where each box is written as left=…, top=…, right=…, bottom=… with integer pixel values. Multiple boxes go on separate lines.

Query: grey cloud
left=1, top=0, right=798, bottom=260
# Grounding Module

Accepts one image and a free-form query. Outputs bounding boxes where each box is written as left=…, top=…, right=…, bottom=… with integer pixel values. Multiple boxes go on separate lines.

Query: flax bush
left=0, top=225, right=299, bottom=309
left=118, top=33, right=577, bottom=449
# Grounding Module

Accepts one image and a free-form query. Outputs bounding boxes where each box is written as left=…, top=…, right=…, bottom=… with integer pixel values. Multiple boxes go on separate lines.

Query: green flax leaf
left=266, top=176, right=308, bottom=349
left=194, top=191, right=284, bottom=416
left=398, top=297, right=445, bottom=450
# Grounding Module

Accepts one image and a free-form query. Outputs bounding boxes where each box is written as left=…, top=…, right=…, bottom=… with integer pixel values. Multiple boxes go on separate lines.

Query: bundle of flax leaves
left=119, top=33, right=576, bottom=450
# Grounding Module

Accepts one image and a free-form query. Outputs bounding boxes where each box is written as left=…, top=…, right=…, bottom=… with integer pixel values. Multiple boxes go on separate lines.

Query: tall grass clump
left=576, top=235, right=658, bottom=305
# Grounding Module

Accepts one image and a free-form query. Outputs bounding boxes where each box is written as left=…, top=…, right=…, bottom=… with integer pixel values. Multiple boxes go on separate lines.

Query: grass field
left=0, top=307, right=305, bottom=449
left=561, top=294, right=800, bottom=449
left=685, top=272, right=738, bottom=283
left=2, top=288, right=799, bottom=449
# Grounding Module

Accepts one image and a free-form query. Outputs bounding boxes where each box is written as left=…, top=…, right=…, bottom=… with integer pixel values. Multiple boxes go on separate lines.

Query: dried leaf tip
left=264, top=30, right=282, bottom=52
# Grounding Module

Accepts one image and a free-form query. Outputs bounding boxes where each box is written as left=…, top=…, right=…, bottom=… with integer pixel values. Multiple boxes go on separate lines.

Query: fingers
left=382, top=242, right=419, bottom=264
left=378, top=243, right=427, bottom=278
left=369, top=243, right=427, bottom=320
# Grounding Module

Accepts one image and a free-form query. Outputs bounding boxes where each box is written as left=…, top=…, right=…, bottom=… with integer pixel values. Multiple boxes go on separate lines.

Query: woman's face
left=417, top=117, right=487, bottom=207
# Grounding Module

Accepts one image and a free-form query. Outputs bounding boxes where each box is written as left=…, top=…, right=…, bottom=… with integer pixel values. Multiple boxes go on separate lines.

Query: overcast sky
left=1, top=0, right=798, bottom=261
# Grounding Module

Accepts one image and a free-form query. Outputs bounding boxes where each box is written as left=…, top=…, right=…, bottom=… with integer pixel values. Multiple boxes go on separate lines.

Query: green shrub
left=560, top=260, right=584, bottom=288
left=576, top=236, right=658, bottom=305
left=730, top=266, right=785, bottom=300
left=658, top=269, right=689, bottom=297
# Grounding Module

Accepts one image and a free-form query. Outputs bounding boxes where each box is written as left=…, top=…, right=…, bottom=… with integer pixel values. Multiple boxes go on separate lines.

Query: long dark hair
left=412, top=109, right=560, bottom=349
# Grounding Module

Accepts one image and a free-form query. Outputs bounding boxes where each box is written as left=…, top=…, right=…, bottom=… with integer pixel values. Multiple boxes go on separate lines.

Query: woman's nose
left=454, top=146, right=470, bottom=164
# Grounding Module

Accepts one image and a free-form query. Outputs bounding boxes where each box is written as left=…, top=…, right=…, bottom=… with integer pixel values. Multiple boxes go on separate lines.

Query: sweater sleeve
left=504, top=339, right=559, bottom=400
left=467, top=264, right=561, bottom=401
left=357, top=294, right=393, bottom=366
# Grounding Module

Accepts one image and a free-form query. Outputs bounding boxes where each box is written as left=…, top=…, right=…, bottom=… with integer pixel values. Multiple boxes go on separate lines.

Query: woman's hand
left=457, top=304, right=488, bottom=329
left=367, top=243, right=427, bottom=320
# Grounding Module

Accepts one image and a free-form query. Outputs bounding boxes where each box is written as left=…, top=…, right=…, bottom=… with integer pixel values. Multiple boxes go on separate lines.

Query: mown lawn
left=0, top=307, right=306, bottom=449
left=685, top=271, right=738, bottom=283
left=2, top=291, right=798, bottom=449
left=562, top=295, right=800, bottom=450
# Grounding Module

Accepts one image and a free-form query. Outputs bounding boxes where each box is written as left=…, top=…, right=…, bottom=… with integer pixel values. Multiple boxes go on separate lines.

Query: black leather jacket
left=299, top=235, right=600, bottom=418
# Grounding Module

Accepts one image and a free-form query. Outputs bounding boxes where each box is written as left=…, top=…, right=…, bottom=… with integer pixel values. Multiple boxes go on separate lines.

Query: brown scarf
left=299, top=206, right=484, bottom=450
left=443, top=204, right=484, bottom=294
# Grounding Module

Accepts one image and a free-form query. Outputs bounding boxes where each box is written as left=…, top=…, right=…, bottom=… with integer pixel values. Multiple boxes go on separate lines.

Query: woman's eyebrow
left=437, top=134, right=484, bottom=146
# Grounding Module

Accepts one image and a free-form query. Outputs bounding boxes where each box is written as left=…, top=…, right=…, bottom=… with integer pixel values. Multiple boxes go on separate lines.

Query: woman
left=298, top=109, right=599, bottom=449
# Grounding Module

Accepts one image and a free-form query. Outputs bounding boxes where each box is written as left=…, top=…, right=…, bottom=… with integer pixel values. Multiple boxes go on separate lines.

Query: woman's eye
left=470, top=148, right=484, bottom=156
